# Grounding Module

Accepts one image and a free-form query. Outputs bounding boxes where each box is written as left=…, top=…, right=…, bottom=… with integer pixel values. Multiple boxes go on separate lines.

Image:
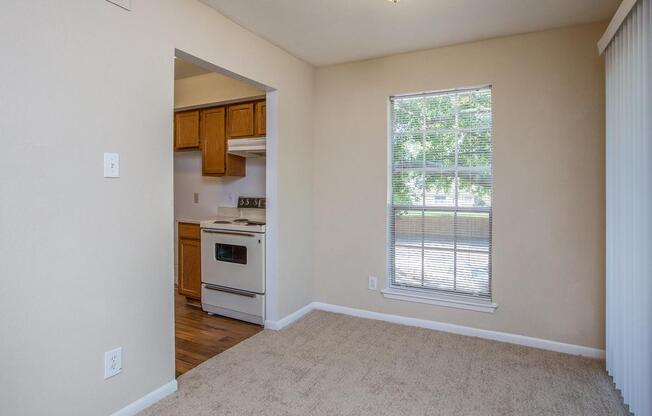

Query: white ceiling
left=201, top=0, right=619, bottom=66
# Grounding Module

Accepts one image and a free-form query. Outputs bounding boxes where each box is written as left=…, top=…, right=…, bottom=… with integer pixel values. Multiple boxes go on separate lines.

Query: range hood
left=227, top=137, right=266, bottom=158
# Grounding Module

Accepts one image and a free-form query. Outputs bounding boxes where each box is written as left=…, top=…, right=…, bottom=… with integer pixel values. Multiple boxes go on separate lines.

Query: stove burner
left=213, top=220, right=231, bottom=224
left=232, top=218, right=249, bottom=223
left=247, top=221, right=266, bottom=226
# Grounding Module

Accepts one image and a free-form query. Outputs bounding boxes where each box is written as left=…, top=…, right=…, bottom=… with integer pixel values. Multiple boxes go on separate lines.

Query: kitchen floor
left=175, top=292, right=263, bottom=377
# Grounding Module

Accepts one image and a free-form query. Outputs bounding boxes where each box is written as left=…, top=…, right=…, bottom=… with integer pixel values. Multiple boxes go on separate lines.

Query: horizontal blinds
left=390, top=87, right=492, bottom=299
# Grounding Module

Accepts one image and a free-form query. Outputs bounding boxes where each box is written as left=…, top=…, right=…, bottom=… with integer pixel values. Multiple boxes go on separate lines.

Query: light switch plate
left=104, top=347, right=123, bottom=379
left=106, top=0, right=131, bottom=11
left=104, top=153, right=120, bottom=178
left=368, top=276, right=378, bottom=291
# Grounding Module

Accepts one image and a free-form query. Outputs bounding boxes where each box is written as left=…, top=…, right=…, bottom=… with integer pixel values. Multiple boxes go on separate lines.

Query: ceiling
left=175, top=58, right=213, bottom=79
left=201, top=0, right=619, bottom=66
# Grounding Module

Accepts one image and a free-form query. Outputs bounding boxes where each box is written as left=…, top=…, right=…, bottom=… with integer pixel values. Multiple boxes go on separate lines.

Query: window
left=386, top=87, right=494, bottom=310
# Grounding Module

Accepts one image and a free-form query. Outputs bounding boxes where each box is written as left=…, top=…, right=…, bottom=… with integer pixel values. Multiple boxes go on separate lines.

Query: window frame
left=383, top=85, right=497, bottom=313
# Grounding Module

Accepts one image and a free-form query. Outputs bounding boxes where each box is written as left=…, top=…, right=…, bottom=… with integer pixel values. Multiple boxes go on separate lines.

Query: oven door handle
left=203, top=284, right=257, bottom=298
left=201, top=229, right=257, bottom=238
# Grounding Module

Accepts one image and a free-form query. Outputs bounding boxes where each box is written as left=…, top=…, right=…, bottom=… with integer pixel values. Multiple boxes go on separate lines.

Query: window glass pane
left=392, top=133, right=423, bottom=169
left=423, top=211, right=455, bottom=291
left=457, top=170, right=492, bottom=208
left=424, top=173, right=456, bottom=207
left=424, top=132, right=456, bottom=168
left=393, top=97, right=423, bottom=133
left=424, top=94, right=456, bottom=130
left=393, top=210, right=423, bottom=287
left=392, top=171, right=424, bottom=206
left=458, top=129, right=491, bottom=168
left=455, top=211, right=491, bottom=296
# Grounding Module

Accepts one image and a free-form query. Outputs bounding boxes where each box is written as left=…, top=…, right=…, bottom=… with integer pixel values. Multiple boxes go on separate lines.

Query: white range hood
left=227, top=137, right=266, bottom=158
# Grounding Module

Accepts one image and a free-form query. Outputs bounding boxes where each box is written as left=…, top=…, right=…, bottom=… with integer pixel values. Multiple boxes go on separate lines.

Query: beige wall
left=174, top=72, right=264, bottom=109
left=0, top=1, right=313, bottom=415
left=312, top=22, right=606, bottom=349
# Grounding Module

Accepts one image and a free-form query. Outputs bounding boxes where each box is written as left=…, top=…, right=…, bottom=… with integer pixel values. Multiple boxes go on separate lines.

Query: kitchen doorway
left=171, top=50, right=277, bottom=377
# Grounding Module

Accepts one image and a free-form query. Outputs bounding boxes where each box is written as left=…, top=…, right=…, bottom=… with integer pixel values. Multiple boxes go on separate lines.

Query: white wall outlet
left=368, top=276, right=378, bottom=291
left=104, top=347, right=123, bottom=379
left=103, top=153, right=120, bottom=178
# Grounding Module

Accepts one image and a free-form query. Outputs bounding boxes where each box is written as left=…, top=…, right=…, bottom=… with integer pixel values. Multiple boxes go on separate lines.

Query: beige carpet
left=140, top=311, right=629, bottom=416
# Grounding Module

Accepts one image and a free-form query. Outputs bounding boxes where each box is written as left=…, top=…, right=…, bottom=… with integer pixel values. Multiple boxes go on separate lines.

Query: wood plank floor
left=175, top=292, right=263, bottom=377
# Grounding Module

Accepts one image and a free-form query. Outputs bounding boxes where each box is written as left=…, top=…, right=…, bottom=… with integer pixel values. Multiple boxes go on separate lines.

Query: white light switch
left=104, top=153, right=120, bottom=178
left=104, top=347, right=123, bottom=379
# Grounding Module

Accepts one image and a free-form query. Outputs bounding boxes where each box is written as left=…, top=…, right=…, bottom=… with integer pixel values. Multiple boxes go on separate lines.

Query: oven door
left=200, top=229, right=265, bottom=294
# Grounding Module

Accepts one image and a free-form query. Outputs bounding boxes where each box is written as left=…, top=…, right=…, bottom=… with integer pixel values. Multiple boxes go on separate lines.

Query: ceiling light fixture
left=386, top=0, right=400, bottom=3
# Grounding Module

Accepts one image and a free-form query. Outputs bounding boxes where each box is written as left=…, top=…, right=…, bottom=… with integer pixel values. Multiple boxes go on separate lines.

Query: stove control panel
left=237, top=197, right=266, bottom=209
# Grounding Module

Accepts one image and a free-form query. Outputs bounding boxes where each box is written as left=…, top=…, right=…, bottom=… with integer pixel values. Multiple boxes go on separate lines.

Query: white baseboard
left=264, top=302, right=314, bottom=330
left=263, top=301, right=604, bottom=359
left=311, top=302, right=605, bottom=359
left=111, top=379, right=177, bottom=416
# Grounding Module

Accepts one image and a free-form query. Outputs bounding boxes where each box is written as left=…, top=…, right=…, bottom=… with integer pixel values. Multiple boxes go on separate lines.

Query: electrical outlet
left=193, top=193, right=199, bottom=204
left=104, top=347, right=122, bottom=379
left=368, top=276, right=378, bottom=291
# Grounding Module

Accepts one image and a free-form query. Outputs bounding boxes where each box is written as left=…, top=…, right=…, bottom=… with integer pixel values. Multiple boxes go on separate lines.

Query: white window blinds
left=389, top=87, right=493, bottom=300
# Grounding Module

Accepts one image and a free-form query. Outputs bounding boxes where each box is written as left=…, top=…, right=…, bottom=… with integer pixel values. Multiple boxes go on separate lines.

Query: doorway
left=172, top=50, right=277, bottom=377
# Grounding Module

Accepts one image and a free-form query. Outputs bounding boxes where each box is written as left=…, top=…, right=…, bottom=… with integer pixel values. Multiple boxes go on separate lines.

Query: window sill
left=381, top=287, right=498, bottom=313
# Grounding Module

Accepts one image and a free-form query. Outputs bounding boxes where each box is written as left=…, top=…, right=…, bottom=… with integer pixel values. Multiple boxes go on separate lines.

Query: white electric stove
left=199, top=198, right=266, bottom=325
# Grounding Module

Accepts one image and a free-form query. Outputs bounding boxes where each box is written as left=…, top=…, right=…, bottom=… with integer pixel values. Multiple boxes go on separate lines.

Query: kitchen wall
left=0, top=1, right=313, bottom=415
left=312, top=22, right=606, bottom=349
left=174, top=71, right=264, bottom=109
left=174, top=154, right=266, bottom=219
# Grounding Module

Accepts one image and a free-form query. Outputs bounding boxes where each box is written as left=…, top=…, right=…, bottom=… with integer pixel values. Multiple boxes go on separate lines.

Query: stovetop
left=200, top=216, right=266, bottom=233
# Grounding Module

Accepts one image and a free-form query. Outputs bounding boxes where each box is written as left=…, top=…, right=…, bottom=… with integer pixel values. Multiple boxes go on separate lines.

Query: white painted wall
left=174, top=72, right=264, bottom=109
left=0, top=1, right=313, bottom=415
left=174, top=154, right=266, bottom=219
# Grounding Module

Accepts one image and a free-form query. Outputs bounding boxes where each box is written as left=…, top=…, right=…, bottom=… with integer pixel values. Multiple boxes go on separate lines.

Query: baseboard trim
left=111, top=379, right=177, bottom=416
left=264, top=302, right=314, bottom=330
left=312, top=302, right=605, bottom=359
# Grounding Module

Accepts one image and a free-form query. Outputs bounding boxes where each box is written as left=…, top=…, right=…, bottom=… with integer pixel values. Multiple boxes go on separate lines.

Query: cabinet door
left=227, top=103, right=255, bottom=138
left=174, top=110, right=200, bottom=150
left=178, top=236, right=201, bottom=300
left=255, top=101, right=266, bottom=136
left=201, top=107, right=226, bottom=176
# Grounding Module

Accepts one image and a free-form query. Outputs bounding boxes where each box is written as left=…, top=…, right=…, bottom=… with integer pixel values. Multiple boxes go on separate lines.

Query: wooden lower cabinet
left=178, top=223, right=201, bottom=300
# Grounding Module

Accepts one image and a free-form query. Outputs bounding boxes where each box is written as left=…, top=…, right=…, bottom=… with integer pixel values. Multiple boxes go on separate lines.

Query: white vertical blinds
left=605, top=0, right=652, bottom=415
left=389, top=87, right=492, bottom=300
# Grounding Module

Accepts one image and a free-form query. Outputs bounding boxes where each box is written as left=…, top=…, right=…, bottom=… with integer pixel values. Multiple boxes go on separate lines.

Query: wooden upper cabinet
left=178, top=223, right=201, bottom=300
left=174, top=110, right=200, bottom=150
left=255, top=101, right=266, bottom=136
left=227, top=103, right=255, bottom=138
left=201, top=107, right=246, bottom=177
left=201, top=107, right=226, bottom=176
